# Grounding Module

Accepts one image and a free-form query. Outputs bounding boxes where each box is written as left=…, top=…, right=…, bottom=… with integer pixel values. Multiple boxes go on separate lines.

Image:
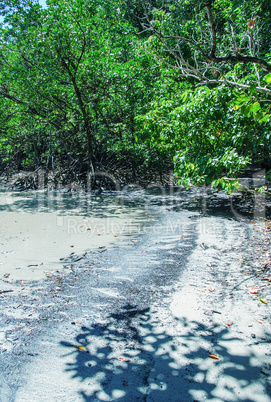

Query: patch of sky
left=0, top=0, right=47, bottom=24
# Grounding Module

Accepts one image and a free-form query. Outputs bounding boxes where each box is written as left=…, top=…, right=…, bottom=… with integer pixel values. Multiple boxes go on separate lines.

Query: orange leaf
left=20, top=281, right=24, bottom=285
left=76, top=345, right=85, bottom=351
left=248, top=19, right=256, bottom=28
left=249, top=287, right=258, bottom=294
left=56, top=277, right=62, bottom=281
left=208, top=354, right=220, bottom=360
left=226, top=321, right=233, bottom=326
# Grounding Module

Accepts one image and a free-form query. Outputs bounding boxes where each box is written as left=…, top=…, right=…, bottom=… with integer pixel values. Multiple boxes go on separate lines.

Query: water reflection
left=0, top=187, right=269, bottom=281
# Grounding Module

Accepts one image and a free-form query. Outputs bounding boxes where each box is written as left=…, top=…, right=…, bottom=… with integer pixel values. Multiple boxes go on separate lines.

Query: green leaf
left=250, top=102, right=260, bottom=116
left=259, top=114, right=270, bottom=124
left=264, top=74, right=271, bottom=84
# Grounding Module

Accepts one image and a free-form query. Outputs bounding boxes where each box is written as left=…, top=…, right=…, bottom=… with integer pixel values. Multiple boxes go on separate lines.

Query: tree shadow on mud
left=60, top=304, right=270, bottom=401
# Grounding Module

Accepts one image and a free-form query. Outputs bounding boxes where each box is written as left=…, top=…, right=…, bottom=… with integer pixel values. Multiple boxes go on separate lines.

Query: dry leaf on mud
left=208, top=354, right=220, bottom=360
left=76, top=345, right=86, bottom=351
left=249, top=289, right=258, bottom=294
left=118, top=357, right=131, bottom=362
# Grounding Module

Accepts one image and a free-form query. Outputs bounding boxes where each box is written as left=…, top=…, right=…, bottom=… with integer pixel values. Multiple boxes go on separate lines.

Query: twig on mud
left=0, top=290, right=14, bottom=294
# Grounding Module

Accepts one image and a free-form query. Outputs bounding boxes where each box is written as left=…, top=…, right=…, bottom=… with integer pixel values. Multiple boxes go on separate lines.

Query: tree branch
left=206, top=2, right=216, bottom=57
left=196, top=79, right=271, bottom=94
left=208, top=54, right=271, bottom=71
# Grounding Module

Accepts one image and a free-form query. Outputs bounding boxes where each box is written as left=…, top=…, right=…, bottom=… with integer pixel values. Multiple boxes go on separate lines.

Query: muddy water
left=0, top=186, right=269, bottom=282
left=0, top=190, right=152, bottom=281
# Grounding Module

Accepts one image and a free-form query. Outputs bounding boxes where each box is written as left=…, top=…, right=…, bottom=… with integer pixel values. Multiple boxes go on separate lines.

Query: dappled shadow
left=60, top=304, right=270, bottom=401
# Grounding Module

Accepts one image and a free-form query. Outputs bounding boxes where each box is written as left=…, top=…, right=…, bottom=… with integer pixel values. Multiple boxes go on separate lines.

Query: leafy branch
left=140, top=0, right=271, bottom=94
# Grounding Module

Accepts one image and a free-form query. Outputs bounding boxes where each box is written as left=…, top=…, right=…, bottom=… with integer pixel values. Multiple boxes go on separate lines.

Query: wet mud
left=0, top=188, right=270, bottom=401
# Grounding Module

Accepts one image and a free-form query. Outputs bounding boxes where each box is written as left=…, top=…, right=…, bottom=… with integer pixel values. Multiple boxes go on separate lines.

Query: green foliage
left=0, top=0, right=270, bottom=190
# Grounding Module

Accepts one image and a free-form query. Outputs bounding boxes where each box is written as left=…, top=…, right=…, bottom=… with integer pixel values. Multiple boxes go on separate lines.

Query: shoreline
left=0, top=192, right=270, bottom=400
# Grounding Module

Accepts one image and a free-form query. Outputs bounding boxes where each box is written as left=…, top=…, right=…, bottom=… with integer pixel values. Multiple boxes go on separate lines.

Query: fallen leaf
left=118, top=358, right=131, bottom=362
left=249, top=289, right=258, bottom=294
left=56, top=277, right=62, bottom=281
left=259, top=297, right=268, bottom=305
left=226, top=321, right=233, bottom=326
left=76, top=345, right=85, bottom=351
left=208, top=354, right=220, bottom=360
left=20, top=281, right=24, bottom=285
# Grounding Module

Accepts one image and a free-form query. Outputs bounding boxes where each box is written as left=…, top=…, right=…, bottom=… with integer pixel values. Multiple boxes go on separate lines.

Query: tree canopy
left=0, top=0, right=270, bottom=190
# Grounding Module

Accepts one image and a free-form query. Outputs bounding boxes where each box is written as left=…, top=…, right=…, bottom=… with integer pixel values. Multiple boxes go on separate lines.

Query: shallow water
left=0, top=190, right=151, bottom=281
left=0, top=186, right=269, bottom=281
